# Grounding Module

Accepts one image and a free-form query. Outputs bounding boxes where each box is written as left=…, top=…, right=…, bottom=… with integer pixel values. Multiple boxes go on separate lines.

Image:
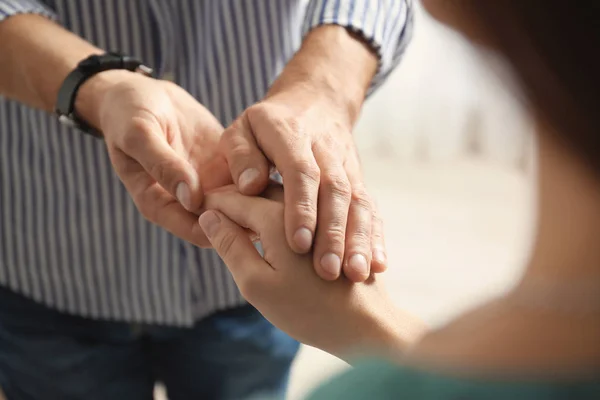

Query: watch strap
left=55, top=52, right=152, bottom=138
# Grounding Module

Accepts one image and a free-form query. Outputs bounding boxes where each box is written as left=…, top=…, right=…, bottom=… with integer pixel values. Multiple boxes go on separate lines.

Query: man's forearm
left=266, top=25, right=378, bottom=125
left=0, top=13, right=101, bottom=112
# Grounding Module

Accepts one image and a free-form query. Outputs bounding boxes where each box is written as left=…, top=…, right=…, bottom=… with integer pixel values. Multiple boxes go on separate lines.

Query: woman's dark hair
left=467, top=2, right=600, bottom=173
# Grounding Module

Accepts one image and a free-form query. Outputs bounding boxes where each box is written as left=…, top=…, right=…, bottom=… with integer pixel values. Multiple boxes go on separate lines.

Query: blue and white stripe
left=0, top=0, right=413, bottom=326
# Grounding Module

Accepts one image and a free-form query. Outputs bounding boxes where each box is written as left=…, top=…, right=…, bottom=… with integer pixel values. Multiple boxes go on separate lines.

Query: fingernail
left=348, top=254, right=369, bottom=277
left=373, top=249, right=387, bottom=265
left=176, top=182, right=192, bottom=210
left=239, top=168, right=261, bottom=192
left=199, top=211, right=221, bottom=238
left=293, top=228, right=313, bottom=252
left=320, top=253, right=341, bottom=277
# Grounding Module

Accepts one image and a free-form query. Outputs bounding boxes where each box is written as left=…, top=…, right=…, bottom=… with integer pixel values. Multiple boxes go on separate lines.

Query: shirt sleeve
left=0, top=0, right=56, bottom=22
left=302, top=0, right=414, bottom=94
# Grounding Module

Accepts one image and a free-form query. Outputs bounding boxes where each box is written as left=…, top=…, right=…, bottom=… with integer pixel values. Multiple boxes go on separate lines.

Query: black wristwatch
left=55, top=52, right=153, bottom=138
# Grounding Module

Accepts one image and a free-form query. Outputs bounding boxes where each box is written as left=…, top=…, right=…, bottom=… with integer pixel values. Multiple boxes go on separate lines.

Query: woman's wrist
left=358, top=307, right=426, bottom=360
left=327, top=299, right=427, bottom=364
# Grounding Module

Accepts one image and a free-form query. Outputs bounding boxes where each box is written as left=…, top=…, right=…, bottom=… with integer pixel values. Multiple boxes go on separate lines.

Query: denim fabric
left=0, top=287, right=299, bottom=400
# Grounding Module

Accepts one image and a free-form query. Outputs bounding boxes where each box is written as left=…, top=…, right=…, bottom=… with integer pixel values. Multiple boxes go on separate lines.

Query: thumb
left=121, top=125, right=202, bottom=212
left=198, top=210, right=266, bottom=281
left=221, top=115, right=270, bottom=195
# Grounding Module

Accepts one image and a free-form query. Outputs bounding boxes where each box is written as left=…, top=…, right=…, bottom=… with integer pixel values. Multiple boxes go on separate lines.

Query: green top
left=307, top=360, right=600, bottom=400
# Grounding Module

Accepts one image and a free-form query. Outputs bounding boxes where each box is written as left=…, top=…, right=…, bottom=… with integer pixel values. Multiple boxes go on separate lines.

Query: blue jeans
left=0, top=286, right=299, bottom=400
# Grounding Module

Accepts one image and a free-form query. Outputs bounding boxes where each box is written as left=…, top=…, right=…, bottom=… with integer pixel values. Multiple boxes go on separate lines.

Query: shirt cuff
left=302, top=0, right=414, bottom=94
left=0, top=0, right=56, bottom=22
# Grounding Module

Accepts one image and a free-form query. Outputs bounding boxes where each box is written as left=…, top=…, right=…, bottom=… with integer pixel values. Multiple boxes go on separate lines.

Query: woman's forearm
left=330, top=302, right=428, bottom=364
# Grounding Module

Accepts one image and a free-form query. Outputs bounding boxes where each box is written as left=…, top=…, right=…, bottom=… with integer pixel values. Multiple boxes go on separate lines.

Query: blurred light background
left=286, top=3, right=537, bottom=399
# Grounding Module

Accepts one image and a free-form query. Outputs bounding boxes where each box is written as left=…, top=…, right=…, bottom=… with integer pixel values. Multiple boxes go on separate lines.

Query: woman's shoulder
left=306, top=359, right=600, bottom=400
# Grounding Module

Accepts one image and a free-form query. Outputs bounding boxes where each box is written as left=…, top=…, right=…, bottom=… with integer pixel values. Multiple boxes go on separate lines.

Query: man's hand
left=0, top=14, right=231, bottom=247
left=77, top=70, right=232, bottom=247
left=219, top=26, right=387, bottom=282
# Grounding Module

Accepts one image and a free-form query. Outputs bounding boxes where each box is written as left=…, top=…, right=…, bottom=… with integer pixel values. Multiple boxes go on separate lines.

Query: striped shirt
left=0, top=0, right=413, bottom=326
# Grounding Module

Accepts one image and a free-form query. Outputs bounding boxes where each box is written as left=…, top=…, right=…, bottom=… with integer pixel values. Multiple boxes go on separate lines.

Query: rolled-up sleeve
left=0, top=0, right=56, bottom=22
left=302, top=0, right=414, bottom=93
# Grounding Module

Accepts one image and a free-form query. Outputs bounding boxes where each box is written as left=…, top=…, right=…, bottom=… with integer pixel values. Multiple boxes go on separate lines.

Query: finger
left=145, top=186, right=212, bottom=248
left=343, top=160, right=373, bottom=282
left=343, top=187, right=373, bottom=282
left=117, top=119, right=202, bottom=212
left=196, top=152, right=235, bottom=195
left=311, top=145, right=351, bottom=280
left=204, top=183, right=239, bottom=195
left=370, top=200, right=388, bottom=273
left=110, top=149, right=212, bottom=247
left=203, top=189, right=283, bottom=240
left=204, top=184, right=284, bottom=247
left=244, top=105, right=319, bottom=254
left=199, top=211, right=270, bottom=295
left=279, top=150, right=320, bottom=254
left=220, top=115, right=270, bottom=195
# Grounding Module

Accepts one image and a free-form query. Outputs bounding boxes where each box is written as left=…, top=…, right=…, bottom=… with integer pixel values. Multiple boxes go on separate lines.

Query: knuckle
left=351, top=187, right=372, bottom=210
left=148, top=159, right=179, bottom=187
left=372, top=221, right=384, bottom=240
left=283, top=115, right=302, bottom=136
left=370, top=199, right=383, bottom=225
left=315, top=133, right=337, bottom=150
left=321, top=174, right=352, bottom=201
left=227, top=138, right=253, bottom=162
left=371, top=231, right=385, bottom=243
left=121, top=118, right=153, bottom=150
left=245, top=103, right=269, bottom=122
left=372, top=210, right=384, bottom=232
left=222, top=119, right=244, bottom=142
left=220, top=126, right=236, bottom=145
left=247, top=103, right=303, bottom=140
left=293, top=198, right=318, bottom=222
left=350, top=201, right=373, bottom=245
left=351, top=225, right=371, bottom=245
left=290, top=158, right=320, bottom=185
left=215, top=230, right=238, bottom=260
left=120, top=133, right=143, bottom=154
left=321, top=225, right=346, bottom=246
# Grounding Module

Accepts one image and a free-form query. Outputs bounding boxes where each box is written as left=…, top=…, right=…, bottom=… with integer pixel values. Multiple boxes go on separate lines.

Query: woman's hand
left=198, top=185, right=424, bottom=360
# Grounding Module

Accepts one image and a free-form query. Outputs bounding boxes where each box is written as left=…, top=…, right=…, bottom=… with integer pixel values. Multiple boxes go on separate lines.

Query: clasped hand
left=93, top=72, right=387, bottom=282
left=198, top=185, right=400, bottom=357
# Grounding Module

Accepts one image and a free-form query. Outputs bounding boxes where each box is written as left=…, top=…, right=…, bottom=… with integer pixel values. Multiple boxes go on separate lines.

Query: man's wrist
left=74, top=69, right=135, bottom=132
left=267, top=25, right=378, bottom=124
